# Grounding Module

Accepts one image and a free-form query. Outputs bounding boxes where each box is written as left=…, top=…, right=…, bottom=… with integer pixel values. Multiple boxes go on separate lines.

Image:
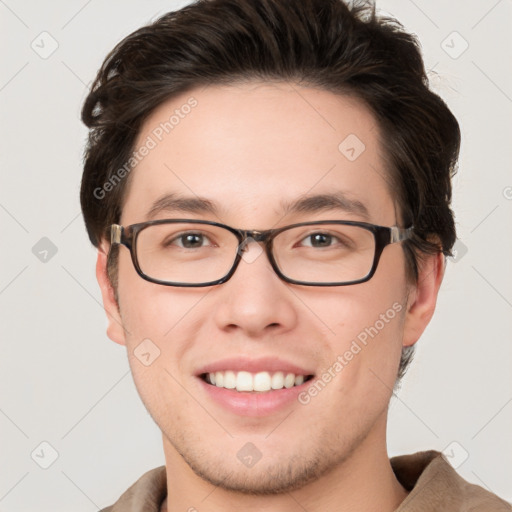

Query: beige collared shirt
left=100, top=451, right=511, bottom=511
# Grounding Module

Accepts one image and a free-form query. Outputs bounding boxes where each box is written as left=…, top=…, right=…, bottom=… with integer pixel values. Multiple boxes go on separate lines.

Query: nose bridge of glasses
left=238, top=229, right=270, bottom=249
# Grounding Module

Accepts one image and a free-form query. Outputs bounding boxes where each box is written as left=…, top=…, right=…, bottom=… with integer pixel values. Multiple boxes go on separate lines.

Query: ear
left=402, top=251, right=445, bottom=348
left=96, top=243, right=127, bottom=346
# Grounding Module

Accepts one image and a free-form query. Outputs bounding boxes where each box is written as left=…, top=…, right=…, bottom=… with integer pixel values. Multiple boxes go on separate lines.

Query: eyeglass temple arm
left=390, top=226, right=414, bottom=243
left=111, top=224, right=123, bottom=244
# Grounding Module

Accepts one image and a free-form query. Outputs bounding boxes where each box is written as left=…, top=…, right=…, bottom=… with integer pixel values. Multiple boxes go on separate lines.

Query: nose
left=213, top=241, right=298, bottom=337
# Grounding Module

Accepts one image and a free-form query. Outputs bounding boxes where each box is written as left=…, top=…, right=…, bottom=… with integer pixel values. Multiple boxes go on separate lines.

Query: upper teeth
left=206, top=371, right=307, bottom=392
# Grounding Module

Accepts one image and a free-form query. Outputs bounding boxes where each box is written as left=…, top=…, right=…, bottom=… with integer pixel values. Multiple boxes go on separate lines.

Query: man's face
left=101, top=82, right=422, bottom=493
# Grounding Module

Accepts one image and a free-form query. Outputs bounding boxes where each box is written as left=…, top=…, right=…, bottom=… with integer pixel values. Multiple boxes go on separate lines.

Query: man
left=80, top=0, right=511, bottom=510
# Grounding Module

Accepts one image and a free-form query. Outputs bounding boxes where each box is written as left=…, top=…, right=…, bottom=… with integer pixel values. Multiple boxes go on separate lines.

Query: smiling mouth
left=200, top=370, right=315, bottom=392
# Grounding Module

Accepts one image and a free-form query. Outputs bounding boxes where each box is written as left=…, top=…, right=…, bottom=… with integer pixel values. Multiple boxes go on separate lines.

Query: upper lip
left=196, top=357, right=315, bottom=376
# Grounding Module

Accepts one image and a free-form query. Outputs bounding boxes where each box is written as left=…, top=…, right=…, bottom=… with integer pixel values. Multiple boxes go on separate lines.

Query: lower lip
left=197, top=376, right=313, bottom=417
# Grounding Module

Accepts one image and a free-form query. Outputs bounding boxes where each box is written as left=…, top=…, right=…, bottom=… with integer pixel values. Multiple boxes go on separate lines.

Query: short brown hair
left=80, top=0, right=460, bottom=380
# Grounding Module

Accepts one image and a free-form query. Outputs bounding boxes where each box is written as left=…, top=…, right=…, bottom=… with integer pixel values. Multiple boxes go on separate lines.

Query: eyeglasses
left=110, top=219, right=414, bottom=287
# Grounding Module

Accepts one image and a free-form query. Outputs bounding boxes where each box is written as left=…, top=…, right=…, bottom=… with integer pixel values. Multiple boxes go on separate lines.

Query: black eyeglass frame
left=110, top=219, right=414, bottom=287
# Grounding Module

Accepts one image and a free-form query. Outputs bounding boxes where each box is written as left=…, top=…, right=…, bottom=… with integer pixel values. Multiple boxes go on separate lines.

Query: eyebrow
left=146, top=191, right=370, bottom=221
left=146, top=193, right=218, bottom=219
left=281, top=192, right=370, bottom=220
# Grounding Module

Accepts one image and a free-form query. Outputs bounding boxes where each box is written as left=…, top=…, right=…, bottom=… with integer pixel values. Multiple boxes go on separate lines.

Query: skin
left=96, top=82, right=445, bottom=512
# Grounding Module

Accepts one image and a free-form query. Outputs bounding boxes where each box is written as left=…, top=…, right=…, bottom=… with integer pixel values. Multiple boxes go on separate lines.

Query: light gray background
left=1, top=0, right=511, bottom=510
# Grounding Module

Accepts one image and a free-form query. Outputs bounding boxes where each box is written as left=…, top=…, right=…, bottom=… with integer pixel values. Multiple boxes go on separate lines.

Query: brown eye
left=307, top=233, right=332, bottom=247
left=163, top=232, right=210, bottom=249
left=179, top=233, right=205, bottom=248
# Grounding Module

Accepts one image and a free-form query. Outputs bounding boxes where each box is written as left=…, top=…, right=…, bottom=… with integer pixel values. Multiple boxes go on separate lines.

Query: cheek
left=117, top=284, right=202, bottom=425
left=299, top=262, right=407, bottom=411
left=308, top=304, right=404, bottom=430
left=116, top=261, right=217, bottom=383
left=328, top=297, right=404, bottom=379
left=117, top=247, right=201, bottom=339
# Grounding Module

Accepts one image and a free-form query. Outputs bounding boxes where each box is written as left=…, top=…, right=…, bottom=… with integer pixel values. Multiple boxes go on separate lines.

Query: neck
left=160, top=418, right=408, bottom=512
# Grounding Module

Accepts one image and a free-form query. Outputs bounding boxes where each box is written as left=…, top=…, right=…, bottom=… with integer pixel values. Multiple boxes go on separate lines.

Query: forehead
left=122, top=82, right=396, bottom=226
